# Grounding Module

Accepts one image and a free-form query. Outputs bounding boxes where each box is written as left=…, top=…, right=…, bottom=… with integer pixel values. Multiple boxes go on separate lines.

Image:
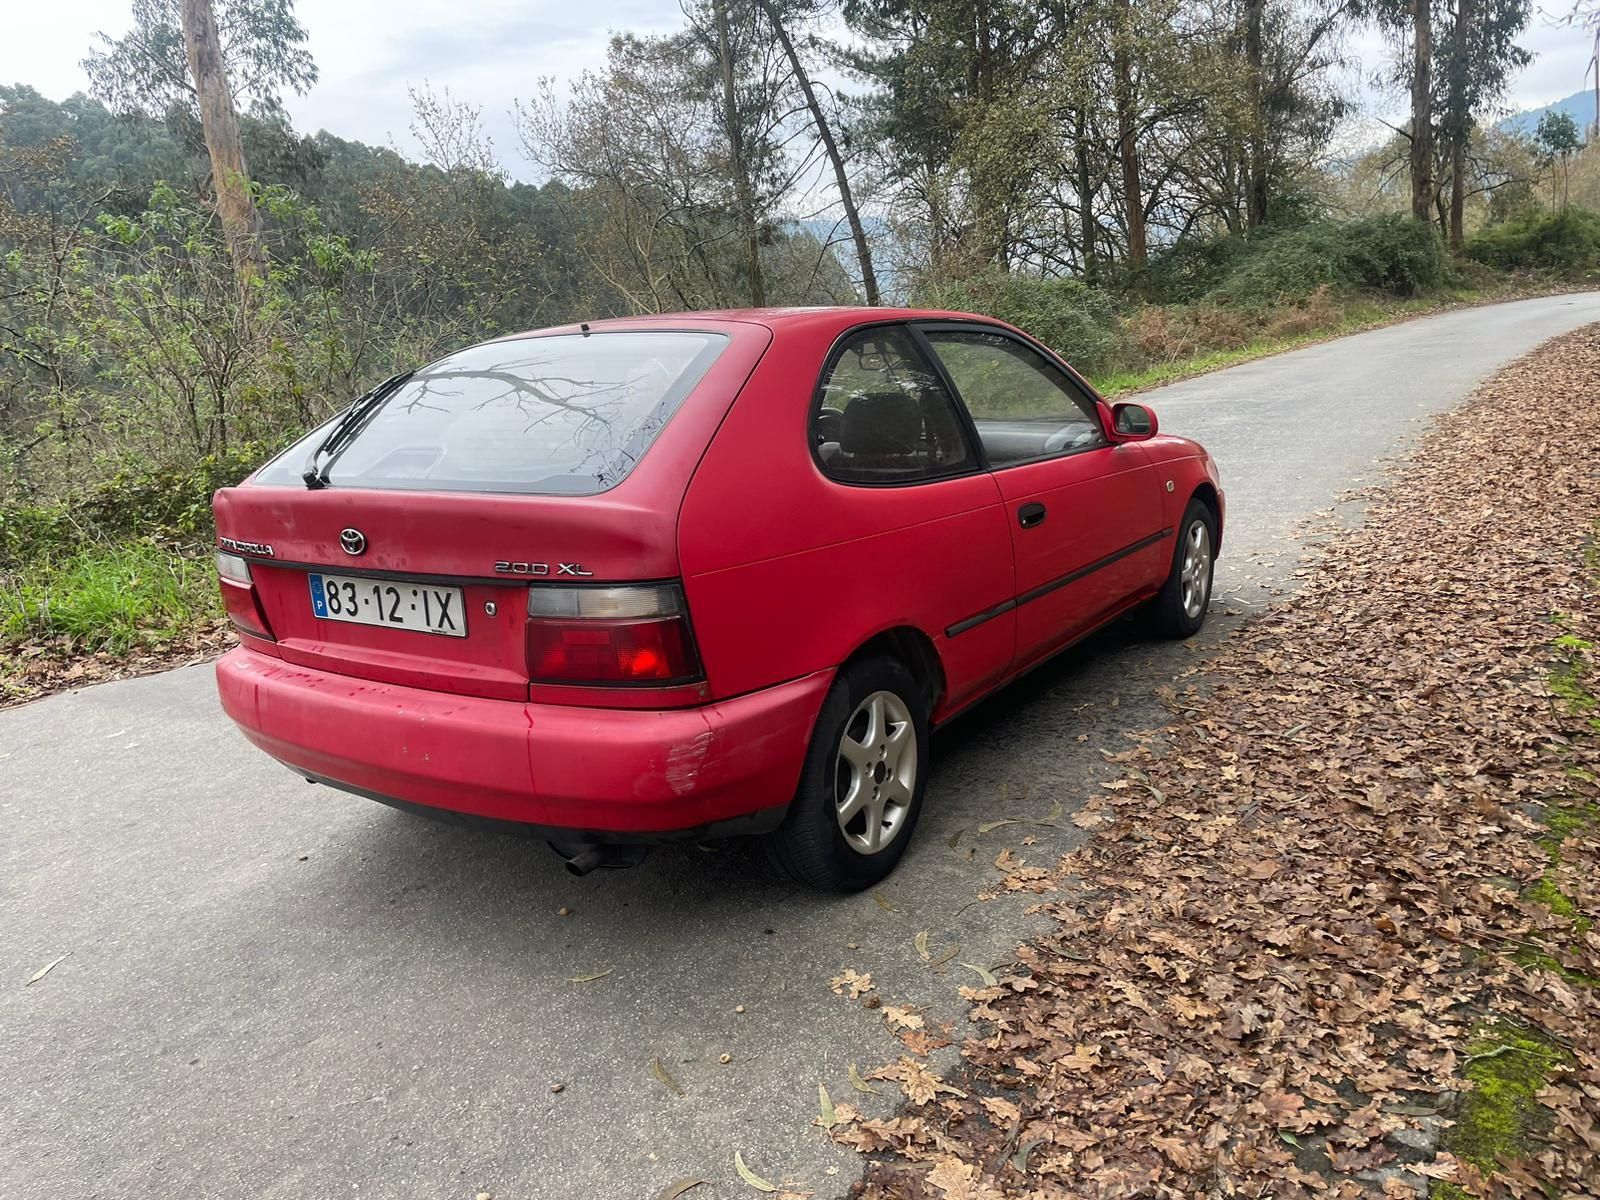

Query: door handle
left=1018, top=502, right=1047, bottom=529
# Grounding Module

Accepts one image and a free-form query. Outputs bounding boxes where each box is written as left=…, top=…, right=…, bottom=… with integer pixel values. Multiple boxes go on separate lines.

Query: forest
left=2, top=0, right=1599, bottom=691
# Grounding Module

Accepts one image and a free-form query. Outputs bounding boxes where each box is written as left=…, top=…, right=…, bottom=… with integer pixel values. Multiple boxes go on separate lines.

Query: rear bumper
left=215, top=647, right=831, bottom=837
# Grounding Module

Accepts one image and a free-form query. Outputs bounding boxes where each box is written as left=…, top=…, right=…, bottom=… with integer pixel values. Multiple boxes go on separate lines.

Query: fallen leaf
left=568, top=968, right=612, bottom=983
left=882, top=1004, right=924, bottom=1030
left=817, top=1082, right=837, bottom=1130
left=654, top=1180, right=707, bottom=1200
left=959, top=962, right=997, bottom=986
left=26, top=953, right=68, bottom=985
left=872, top=891, right=898, bottom=912
left=914, top=930, right=930, bottom=960
left=1011, top=1137, right=1045, bottom=1172
left=848, top=1063, right=880, bottom=1094
left=733, top=1150, right=777, bottom=1193
left=978, top=818, right=1018, bottom=834
left=829, top=969, right=873, bottom=998
left=651, top=1057, right=684, bottom=1096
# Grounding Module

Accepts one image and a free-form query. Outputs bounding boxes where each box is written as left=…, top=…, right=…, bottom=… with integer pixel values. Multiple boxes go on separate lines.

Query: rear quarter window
left=254, top=331, right=728, bottom=495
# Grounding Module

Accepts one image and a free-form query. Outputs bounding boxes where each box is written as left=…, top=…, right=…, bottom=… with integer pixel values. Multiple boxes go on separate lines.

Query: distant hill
left=1500, top=89, right=1596, bottom=137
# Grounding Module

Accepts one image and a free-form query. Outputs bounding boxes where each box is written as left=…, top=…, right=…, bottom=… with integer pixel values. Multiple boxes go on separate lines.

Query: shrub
left=1141, top=235, right=1250, bottom=304
left=913, top=271, right=1122, bottom=373
left=1465, top=208, right=1600, bottom=273
left=1210, top=215, right=1445, bottom=305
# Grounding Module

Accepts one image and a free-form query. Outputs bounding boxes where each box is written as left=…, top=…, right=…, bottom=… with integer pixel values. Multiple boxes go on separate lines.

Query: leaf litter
left=831, top=329, right=1600, bottom=1197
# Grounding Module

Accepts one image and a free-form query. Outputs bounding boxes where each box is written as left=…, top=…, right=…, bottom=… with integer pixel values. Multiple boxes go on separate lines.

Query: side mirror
left=1112, top=402, right=1158, bottom=439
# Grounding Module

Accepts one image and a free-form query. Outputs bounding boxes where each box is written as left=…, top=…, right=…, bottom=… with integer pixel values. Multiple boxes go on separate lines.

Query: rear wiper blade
left=302, top=370, right=415, bottom=489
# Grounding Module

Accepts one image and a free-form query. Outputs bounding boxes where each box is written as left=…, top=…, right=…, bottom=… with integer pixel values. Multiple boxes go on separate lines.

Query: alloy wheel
left=834, top=690, right=917, bottom=855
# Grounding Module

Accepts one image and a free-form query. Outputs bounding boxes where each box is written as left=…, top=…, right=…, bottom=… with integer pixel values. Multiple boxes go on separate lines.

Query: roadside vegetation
left=4, top=0, right=1600, bottom=701
left=830, top=327, right=1600, bottom=1198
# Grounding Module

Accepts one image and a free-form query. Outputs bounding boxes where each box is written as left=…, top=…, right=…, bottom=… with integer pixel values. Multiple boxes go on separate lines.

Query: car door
left=917, top=323, right=1166, bottom=669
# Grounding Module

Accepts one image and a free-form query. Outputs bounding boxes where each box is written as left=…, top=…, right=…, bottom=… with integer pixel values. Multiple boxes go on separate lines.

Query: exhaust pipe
left=549, top=842, right=648, bottom=876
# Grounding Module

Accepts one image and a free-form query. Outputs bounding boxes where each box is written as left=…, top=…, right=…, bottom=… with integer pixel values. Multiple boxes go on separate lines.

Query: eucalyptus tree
left=83, top=0, right=317, bottom=281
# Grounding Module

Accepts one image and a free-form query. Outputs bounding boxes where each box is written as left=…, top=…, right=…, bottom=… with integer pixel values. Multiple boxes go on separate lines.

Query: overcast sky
left=3, top=0, right=1595, bottom=180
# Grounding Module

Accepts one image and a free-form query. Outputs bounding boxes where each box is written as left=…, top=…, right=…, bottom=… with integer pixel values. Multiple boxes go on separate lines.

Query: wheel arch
left=1189, top=481, right=1222, bottom=556
left=842, top=625, right=946, bottom=717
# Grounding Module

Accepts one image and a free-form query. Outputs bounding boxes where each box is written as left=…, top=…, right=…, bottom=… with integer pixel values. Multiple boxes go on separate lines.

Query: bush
left=913, top=271, right=1122, bottom=373
left=1141, top=235, right=1251, bottom=304
left=0, top=449, right=262, bottom=571
left=1465, top=208, right=1600, bottom=273
left=0, top=540, right=217, bottom=654
left=1209, top=215, right=1445, bottom=305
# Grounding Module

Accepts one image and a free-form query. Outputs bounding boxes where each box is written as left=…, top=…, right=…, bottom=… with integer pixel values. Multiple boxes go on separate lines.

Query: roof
left=491, top=306, right=1006, bottom=343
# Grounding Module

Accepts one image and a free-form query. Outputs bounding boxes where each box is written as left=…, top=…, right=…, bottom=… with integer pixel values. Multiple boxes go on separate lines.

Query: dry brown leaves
left=0, top=619, right=231, bottom=707
left=838, top=328, right=1600, bottom=1199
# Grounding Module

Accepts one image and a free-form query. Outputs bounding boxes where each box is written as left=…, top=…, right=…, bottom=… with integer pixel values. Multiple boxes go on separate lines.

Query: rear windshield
left=254, top=331, right=729, bottom=495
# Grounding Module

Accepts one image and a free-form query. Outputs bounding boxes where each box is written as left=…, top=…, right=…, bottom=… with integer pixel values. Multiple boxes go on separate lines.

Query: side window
left=921, top=328, right=1106, bottom=467
left=813, top=325, right=977, bottom=484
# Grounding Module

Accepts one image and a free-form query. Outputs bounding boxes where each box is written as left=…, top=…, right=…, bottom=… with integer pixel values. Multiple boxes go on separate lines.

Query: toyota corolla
left=213, top=308, right=1223, bottom=890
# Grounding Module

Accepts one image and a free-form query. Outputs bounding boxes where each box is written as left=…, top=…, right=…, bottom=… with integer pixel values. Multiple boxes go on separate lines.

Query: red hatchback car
left=214, top=308, right=1222, bottom=890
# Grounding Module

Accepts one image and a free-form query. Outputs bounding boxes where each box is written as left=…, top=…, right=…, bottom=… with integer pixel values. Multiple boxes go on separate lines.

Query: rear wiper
left=302, top=370, right=415, bottom=489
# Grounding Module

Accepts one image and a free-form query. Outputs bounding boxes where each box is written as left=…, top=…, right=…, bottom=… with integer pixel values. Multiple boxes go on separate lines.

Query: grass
left=0, top=540, right=218, bottom=656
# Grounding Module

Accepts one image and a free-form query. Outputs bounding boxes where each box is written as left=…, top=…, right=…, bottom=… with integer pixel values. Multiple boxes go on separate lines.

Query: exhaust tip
left=550, top=841, right=649, bottom=876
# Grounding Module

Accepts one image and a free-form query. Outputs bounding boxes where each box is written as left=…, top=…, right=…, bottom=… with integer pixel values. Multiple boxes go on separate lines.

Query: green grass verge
left=0, top=540, right=218, bottom=656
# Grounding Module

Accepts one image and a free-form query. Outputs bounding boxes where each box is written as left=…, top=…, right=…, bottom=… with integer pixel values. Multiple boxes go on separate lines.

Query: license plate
left=308, top=573, right=466, bottom=637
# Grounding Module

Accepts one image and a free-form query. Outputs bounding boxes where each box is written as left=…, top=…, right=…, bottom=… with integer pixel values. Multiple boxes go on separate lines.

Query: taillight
left=215, top=551, right=275, bottom=641
left=525, top=583, right=702, bottom=685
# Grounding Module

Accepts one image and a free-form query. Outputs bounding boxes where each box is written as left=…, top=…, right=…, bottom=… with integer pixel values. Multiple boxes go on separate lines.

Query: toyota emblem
left=339, top=528, right=367, bottom=556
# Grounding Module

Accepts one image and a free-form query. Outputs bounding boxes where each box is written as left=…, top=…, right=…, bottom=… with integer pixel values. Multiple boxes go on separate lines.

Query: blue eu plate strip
left=308, top=573, right=328, bottom=617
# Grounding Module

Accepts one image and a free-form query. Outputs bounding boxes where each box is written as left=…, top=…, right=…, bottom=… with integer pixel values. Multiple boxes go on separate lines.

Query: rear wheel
left=1147, top=499, right=1216, bottom=638
left=764, top=656, right=929, bottom=891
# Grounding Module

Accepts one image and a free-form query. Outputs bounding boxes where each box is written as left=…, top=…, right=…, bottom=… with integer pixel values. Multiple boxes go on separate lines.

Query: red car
left=214, top=308, right=1222, bottom=890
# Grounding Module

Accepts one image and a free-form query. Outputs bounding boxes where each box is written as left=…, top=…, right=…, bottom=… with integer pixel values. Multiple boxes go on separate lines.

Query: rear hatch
left=214, top=324, right=767, bottom=701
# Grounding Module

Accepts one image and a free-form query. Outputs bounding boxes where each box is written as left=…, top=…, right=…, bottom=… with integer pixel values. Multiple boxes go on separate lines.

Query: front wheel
left=1147, top=500, right=1216, bottom=638
left=763, top=656, right=930, bottom=891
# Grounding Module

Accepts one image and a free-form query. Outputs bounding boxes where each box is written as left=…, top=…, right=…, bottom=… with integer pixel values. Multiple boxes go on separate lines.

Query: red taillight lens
left=215, top=552, right=275, bottom=641
left=525, top=584, right=702, bottom=686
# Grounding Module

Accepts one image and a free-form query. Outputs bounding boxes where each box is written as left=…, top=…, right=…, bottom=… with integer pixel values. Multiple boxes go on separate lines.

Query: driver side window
left=921, top=328, right=1105, bottom=467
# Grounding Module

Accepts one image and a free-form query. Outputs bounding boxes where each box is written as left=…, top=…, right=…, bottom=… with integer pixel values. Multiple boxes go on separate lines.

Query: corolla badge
left=218, top=535, right=275, bottom=558
left=339, top=528, right=367, bottom=556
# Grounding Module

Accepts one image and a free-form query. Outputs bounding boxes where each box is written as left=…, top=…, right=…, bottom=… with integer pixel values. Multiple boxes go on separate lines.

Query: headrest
left=840, top=391, right=921, bottom=455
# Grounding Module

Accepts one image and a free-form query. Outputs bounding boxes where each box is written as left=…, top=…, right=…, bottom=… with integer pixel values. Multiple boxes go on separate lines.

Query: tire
left=763, top=656, right=930, bottom=892
left=1147, top=499, right=1217, bottom=639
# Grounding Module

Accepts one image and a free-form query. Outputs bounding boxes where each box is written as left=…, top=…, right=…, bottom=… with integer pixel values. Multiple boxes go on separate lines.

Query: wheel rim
left=1180, top=520, right=1212, bottom=620
left=834, top=690, right=917, bottom=856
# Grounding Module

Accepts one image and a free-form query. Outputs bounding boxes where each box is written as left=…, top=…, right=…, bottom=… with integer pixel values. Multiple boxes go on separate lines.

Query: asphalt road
left=5, top=293, right=1600, bottom=1200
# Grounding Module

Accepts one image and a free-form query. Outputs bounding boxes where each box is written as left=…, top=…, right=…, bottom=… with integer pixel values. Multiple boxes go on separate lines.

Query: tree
left=180, top=0, right=262, bottom=278
left=83, top=0, right=317, bottom=282
left=712, top=0, right=766, bottom=306
left=756, top=0, right=882, bottom=304
left=1437, top=0, right=1530, bottom=247
left=1536, top=110, right=1583, bottom=209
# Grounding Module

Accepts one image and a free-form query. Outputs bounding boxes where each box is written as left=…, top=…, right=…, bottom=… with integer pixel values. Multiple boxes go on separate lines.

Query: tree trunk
left=179, top=0, right=263, bottom=283
left=713, top=0, right=765, bottom=307
left=1446, top=0, right=1470, bottom=250
left=1409, top=0, right=1434, bottom=222
left=1112, top=0, right=1147, bottom=268
left=1074, top=108, right=1099, bottom=284
left=758, top=0, right=879, bottom=304
left=1244, top=0, right=1269, bottom=228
